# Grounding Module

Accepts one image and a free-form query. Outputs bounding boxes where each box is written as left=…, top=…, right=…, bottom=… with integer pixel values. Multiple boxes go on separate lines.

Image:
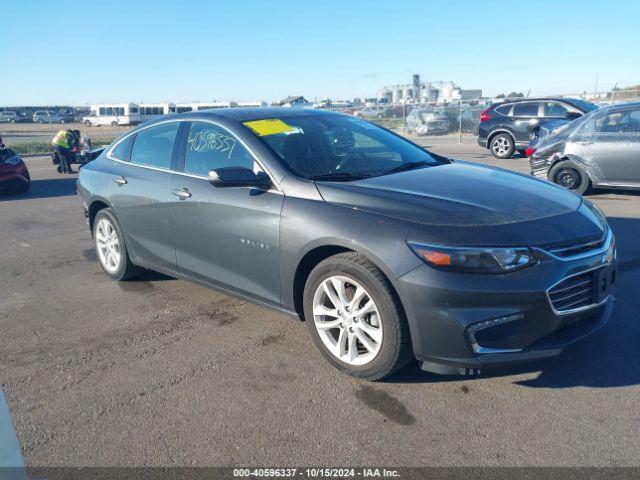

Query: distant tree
left=496, top=93, right=505, bottom=98
left=507, top=91, right=524, bottom=98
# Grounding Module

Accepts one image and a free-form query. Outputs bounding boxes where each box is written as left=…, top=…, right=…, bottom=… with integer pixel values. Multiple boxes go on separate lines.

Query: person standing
left=51, top=129, right=75, bottom=174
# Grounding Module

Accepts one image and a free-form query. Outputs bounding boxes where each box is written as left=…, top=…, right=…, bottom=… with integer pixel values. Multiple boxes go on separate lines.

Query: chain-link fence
left=2, top=88, right=639, bottom=155
left=0, top=113, right=122, bottom=155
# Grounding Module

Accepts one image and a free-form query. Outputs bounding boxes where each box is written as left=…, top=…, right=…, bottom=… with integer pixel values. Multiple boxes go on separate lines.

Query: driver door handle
left=172, top=187, right=192, bottom=200
left=112, top=176, right=127, bottom=185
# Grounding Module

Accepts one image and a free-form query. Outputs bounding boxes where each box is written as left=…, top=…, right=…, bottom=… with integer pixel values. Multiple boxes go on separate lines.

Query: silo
left=402, top=86, right=413, bottom=102
left=440, top=82, right=454, bottom=103
left=377, top=87, right=391, bottom=103
left=391, top=86, right=402, bottom=104
left=412, top=74, right=421, bottom=101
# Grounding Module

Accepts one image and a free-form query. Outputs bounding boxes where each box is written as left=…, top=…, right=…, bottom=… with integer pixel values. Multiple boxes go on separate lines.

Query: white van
left=83, top=103, right=141, bottom=126
left=138, top=102, right=176, bottom=122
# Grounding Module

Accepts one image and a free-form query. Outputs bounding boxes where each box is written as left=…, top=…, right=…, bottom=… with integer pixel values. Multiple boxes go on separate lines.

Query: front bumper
left=396, top=233, right=616, bottom=375
left=0, top=166, right=29, bottom=192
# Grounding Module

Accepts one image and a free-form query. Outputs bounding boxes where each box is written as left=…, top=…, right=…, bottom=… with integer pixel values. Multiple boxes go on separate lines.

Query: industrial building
left=377, top=75, right=482, bottom=105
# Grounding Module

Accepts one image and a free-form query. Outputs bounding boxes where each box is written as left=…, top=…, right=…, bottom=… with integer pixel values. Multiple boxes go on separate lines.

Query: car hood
left=315, top=162, right=600, bottom=246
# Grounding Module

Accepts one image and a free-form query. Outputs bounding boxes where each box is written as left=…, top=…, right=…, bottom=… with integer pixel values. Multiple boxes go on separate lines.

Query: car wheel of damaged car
left=490, top=133, right=515, bottom=159
left=93, top=208, right=143, bottom=281
left=303, top=253, right=411, bottom=381
left=549, top=160, right=590, bottom=195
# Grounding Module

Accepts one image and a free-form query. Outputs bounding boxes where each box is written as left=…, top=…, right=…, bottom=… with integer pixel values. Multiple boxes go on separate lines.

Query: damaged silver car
left=529, top=102, right=640, bottom=194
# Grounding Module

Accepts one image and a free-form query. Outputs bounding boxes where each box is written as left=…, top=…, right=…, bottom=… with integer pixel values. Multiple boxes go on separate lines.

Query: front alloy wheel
left=304, top=252, right=412, bottom=380
left=312, top=275, right=383, bottom=366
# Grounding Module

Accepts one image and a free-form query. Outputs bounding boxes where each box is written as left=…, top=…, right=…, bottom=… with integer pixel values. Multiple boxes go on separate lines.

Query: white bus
left=237, top=101, right=267, bottom=108
left=83, top=103, right=141, bottom=126
left=138, top=102, right=176, bottom=121
left=190, top=101, right=238, bottom=111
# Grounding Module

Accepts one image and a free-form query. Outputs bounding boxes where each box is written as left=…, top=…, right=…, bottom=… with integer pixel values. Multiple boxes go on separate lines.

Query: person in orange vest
left=52, top=129, right=75, bottom=174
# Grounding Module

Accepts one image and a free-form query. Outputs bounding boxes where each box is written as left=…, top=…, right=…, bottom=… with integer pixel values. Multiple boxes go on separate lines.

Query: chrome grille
left=548, top=270, right=597, bottom=313
left=547, top=235, right=606, bottom=258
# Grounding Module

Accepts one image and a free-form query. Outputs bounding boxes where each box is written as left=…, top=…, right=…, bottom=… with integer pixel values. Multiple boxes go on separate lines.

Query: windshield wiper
left=379, top=161, right=433, bottom=176
left=309, top=172, right=370, bottom=182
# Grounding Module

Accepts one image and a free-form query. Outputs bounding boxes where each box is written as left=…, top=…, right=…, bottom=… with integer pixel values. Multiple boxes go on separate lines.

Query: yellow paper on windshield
left=243, top=118, right=296, bottom=136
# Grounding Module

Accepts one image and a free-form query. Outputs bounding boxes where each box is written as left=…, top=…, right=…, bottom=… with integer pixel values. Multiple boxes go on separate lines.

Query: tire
left=84, top=120, right=92, bottom=127
left=93, top=208, right=143, bottom=281
left=490, top=133, right=515, bottom=159
left=111, top=121, right=118, bottom=127
left=303, top=252, right=412, bottom=381
left=549, top=160, right=590, bottom=195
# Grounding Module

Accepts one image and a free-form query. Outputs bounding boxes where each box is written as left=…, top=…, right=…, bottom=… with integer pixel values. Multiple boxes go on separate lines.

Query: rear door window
left=512, top=103, right=539, bottom=117
left=594, top=109, right=640, bottom=134
left=110, top=134, right=136, bottom=162
left=130, top=122, right=180, bottom=169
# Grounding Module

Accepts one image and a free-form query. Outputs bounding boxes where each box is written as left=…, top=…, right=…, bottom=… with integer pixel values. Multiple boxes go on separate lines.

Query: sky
left=2, top=0, right=639, bottom=106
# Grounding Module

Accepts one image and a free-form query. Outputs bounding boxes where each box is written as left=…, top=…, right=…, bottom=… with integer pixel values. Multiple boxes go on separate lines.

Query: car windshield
left=243, top=114, right=445, bottom=181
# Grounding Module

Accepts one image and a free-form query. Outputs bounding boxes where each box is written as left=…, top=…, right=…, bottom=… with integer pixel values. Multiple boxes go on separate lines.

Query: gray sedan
left=529, top=102, right=640, bottom=194
left=77, top=108, right=616, bottom=380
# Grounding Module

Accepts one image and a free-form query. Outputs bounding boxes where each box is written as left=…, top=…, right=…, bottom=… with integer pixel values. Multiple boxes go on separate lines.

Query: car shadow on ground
left=385, top=216, right=640, bottom=389
left=0, top=177, right=78, bottom=202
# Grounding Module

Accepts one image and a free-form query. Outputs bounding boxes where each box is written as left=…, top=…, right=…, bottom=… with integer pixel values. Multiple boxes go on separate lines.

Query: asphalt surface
left=1, top=145, right=639, bottom=467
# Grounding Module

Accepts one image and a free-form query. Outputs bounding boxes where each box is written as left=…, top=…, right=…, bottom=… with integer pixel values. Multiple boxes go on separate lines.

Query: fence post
left=402, top=102, right=406, bottom=136
left=458, top=102, right=462, bottom=144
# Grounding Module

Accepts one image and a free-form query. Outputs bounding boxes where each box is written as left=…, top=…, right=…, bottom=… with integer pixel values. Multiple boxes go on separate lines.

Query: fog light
left=467, top=314, right=525, bottom=354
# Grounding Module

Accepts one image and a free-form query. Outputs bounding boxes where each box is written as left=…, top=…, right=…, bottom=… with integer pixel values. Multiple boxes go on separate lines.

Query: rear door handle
left=112, top=176, right=127, bottom=185
left=172, top=187, right=192, bottom=200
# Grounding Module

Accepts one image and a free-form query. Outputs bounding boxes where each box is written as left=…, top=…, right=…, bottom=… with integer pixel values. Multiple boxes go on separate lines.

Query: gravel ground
left=1, top=144, right=639, bottom=467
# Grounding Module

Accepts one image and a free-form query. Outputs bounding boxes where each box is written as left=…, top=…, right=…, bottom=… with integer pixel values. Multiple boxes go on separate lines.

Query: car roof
left=598, top=101, right=640, bottom=111
left=179, top=107, right=340, bottom=123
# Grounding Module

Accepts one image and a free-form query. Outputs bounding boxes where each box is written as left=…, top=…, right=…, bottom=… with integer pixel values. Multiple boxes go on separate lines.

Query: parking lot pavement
left=1, top=147, right=639, bottom=467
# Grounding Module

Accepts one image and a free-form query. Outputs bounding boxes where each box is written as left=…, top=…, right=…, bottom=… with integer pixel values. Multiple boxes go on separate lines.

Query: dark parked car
left=478, top=98, right=598, bottom=159
left=529, top=102, right=640, bottom=194
left=33, top=110, right=75, bottom=124
left=0, top=147, right=30, bottom=193
left=0, top=111, right=30, bottom=123
left=78, top=108, right=616, bottom=380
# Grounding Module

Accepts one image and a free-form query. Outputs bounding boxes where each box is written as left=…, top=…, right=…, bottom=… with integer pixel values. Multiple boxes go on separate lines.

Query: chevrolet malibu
left=77, top=108, right=617, bottom=380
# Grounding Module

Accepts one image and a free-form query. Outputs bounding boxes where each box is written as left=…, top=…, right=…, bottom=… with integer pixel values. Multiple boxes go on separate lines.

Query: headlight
left=583, top=199, right=606, bottom=226
left=408, top=243, right=537, bottom=274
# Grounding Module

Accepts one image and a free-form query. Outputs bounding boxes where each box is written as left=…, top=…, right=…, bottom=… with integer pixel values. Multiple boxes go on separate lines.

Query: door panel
left=108, top=163, right=176, bottom=269
left=169, top=120, right=283, bottom=304
left=106, top=121, right=182, bottom=270
left=509, top=102, right=542, bottom=143
left=170, top=176, right=283, bottom=303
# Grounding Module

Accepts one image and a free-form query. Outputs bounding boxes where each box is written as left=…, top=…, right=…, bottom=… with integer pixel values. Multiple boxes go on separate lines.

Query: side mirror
left=208, top=167, right=270, bottom=189
left=565, top=111, right=581, bottom=120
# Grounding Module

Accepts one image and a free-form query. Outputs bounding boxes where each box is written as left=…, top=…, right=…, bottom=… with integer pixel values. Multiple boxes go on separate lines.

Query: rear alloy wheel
left=549, top=160, right=590, bottom=195
left=490, top=133, right=515, bottom=159
left=304, top=252, right=412, bottom=380
left=93, top=209, right=143, bottom=280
